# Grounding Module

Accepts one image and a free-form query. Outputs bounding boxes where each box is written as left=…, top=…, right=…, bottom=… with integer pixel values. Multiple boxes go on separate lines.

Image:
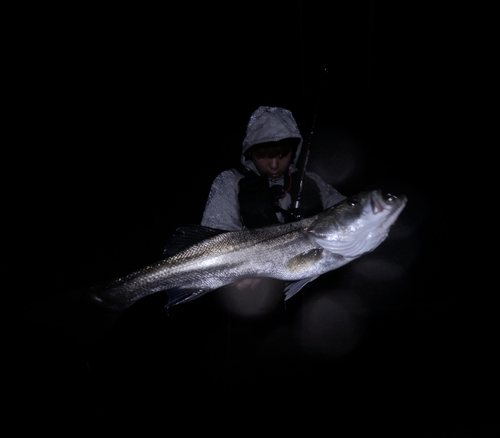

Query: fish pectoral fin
left=286, top=248, right=325, bottom=274
left=284, top=276, right=319, bottom=301
left=166, top=287, right=209, bottom=307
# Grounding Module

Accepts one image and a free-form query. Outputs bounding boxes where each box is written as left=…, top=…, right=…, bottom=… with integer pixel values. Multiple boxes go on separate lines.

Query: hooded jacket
left=201, top=106, right=345, bottom=230
left=241, top=106, right=303, bottom=174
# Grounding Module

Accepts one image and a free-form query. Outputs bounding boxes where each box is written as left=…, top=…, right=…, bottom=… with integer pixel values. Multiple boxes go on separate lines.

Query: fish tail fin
left=24, top=288, right=123, bottom=344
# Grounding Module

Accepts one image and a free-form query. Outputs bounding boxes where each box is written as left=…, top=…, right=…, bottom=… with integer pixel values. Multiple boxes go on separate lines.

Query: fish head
left=308, top=190, right=407, bottom=258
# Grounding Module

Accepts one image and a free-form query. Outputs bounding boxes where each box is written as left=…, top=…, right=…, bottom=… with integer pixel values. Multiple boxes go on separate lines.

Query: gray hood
left=241, top=106, right=303, bottom=175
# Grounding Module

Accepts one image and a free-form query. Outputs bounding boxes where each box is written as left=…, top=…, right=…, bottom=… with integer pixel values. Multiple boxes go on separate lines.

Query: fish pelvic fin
left=284, top=276, right=320, bottom=301
left=166, top=287, right=210, bottom=308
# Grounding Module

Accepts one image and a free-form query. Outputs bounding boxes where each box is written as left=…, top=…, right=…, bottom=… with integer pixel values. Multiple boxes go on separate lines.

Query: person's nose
left=269, top=158, right=279, bottom=170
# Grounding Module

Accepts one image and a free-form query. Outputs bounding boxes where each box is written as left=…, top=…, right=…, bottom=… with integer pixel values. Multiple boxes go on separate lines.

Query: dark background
left=11, top=1, right=494, bottom=436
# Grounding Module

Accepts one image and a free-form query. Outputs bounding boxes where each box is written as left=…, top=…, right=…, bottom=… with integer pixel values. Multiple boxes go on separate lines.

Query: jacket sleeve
left=201, top=170, right=245, bottom=231
left=307, top=172, right=346, bottom=209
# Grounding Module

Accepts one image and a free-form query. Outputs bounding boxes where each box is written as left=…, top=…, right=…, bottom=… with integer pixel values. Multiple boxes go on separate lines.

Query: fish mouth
left=371, top=192, right=386, bottom=214
left=369, top=190, right=407, bottom=232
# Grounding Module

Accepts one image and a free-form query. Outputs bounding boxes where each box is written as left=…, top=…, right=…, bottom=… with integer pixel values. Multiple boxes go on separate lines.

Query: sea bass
left=91, top=190, right=407, bottom=310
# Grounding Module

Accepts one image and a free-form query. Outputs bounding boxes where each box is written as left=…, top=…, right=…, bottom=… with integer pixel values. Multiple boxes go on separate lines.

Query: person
left=201, top=106, right=345, bottom=230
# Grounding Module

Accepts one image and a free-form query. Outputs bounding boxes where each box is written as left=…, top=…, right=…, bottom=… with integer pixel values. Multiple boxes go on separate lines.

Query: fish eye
left=348, top=197, right=359, bottom=207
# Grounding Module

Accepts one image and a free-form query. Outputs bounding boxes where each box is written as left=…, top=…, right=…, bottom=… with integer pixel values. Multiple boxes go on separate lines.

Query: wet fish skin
left=90, top=190, right=407, bottom=310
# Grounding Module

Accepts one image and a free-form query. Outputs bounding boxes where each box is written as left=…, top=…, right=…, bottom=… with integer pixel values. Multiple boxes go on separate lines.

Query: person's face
left=251, top=151, right=293, bottom=179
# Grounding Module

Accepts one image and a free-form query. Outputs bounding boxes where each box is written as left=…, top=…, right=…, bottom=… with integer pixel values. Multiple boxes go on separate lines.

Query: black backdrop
left=12, top=1, right=494, bottom=436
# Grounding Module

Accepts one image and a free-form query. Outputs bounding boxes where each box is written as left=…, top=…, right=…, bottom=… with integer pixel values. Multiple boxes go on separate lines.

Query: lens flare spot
left=216, top=278, right=285, bottom=318
left=298, top=291, right=365, bottom=358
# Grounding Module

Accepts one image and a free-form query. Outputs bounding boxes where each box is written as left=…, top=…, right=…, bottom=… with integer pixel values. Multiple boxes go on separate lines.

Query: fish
left=90, top=190, right=407, bottom=311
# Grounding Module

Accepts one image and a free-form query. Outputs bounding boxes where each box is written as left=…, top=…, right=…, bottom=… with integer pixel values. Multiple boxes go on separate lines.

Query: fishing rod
left=291, top=67, right=328, bottom=220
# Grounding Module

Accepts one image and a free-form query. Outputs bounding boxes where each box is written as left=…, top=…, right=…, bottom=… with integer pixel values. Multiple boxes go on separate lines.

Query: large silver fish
left=91, top=190, right=407, bottom=310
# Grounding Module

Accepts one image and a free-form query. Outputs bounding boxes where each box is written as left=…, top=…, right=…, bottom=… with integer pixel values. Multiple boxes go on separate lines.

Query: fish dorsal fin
left=162, top=224, right=228, bottom=257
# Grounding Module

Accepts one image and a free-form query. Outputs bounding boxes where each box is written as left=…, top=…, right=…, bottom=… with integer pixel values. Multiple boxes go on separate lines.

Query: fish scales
left=98, top=219, right=315, bottom=307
